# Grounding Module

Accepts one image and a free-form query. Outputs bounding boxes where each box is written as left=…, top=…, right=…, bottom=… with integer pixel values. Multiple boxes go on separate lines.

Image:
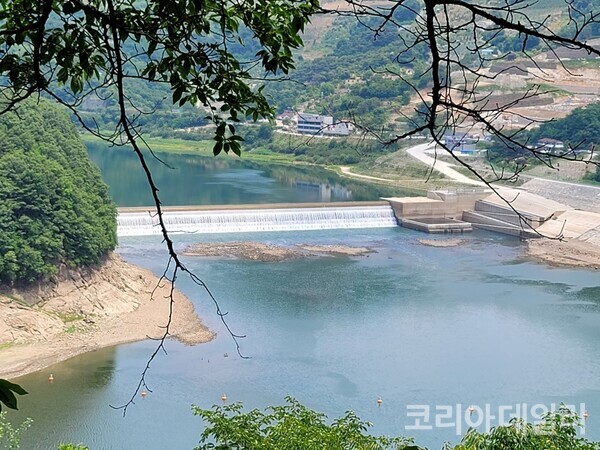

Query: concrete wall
left=427, top=190, right=492, bottom=217
left=388, top=198, right=448, bottom=219
left=386, top=189, right=491, bottom=220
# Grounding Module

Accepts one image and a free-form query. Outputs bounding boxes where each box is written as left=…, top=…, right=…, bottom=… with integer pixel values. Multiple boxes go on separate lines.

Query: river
left=9, top=147, right=600, bottom=449
left=84, top=142, right=418, bottom=206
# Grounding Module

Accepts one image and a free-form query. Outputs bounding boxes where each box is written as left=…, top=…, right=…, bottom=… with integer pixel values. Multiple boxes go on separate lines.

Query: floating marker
left=48, top=374, right=54, bottom=382
left=221, top=393, right=228, bottom=403
left=377, top=396, right=382, bottom=407
left=141, top=391, right=148, bottom=399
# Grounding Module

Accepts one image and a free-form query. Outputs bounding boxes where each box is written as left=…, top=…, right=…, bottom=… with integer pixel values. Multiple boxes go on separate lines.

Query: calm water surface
left=86, top=142, right=416, bottom=206
left=12, top=228, right=600, bottom=449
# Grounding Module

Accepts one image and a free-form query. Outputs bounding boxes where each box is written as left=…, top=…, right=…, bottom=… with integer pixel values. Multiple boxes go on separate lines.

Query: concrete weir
left=384, top=189, right=489, bottom=234
left=399, top=217, right=473, bottom=234
left=117, top=201, right=398, bottom=236
left=117, top=190, right=600, bottom=239
left=385, top=188, right=597, bottom=238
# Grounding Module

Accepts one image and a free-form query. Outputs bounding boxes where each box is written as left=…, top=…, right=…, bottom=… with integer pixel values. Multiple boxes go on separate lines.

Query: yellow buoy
left=48, top=374, right=54, bottom=382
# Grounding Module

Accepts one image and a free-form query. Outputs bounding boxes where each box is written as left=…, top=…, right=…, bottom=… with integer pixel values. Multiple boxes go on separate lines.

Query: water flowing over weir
left=117, top=204, right=398, bottom=236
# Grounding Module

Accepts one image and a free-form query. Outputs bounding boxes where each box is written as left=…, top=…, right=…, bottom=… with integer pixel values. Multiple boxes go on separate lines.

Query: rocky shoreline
left=526, top=238, right=600, bottom=269
left=183, top=238, right=600, bottom=270
left=183, top=241, right=374, bottom=262
left=0, top=254, right=214, bottom=379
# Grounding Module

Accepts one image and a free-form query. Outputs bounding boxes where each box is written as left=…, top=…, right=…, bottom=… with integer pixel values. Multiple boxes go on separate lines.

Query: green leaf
left=148, top=39, right=157, bottom=55
left=0, top=385, right=18, bottom=410
left=0, top=379, right=28, bottom=411
left=230, top=141, right=241, bottom=156
left=0, top=379, right=28, bottom=396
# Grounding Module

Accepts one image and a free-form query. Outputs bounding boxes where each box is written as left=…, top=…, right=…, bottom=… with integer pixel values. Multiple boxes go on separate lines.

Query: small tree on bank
left=193, top=400, right=597, bottom=450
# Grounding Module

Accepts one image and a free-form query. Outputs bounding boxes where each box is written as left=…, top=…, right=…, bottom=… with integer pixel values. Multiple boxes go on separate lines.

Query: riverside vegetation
left=0, top=99, right=117, bottom=285
left=0, top=98, right=118, bottom=415
left=0, top=101, right=212, bottom=419
left=3, top=401, right=599, bottom=449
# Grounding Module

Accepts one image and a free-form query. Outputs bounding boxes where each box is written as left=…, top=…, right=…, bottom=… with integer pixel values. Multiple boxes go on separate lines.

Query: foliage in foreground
left=0, top=380, right=27, bottom=413
left=1, top=411, right=90, bottom=450
left=2, top=399, right=598, bottom=449
left=0, top=412, right=31, bottom=450
left=193, top=399, right=599, bottom=450
left=0, top=99, right=117, bottom=285
left=451, top=406, right=598, bottom=450
left=193, top=397, right=420, bottom=450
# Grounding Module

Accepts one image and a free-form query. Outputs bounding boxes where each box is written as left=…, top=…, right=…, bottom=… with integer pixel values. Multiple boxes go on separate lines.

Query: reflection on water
left=85, top=141, right=418, bottom=206
left=9, top=228, right=600, bottom=449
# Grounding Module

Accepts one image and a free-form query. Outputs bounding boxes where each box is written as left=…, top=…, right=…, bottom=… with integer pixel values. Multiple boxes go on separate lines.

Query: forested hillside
left=69, top=0, right=600, bottom=138
left=65, top=2, right=425, bottom=136
left=533, top=102, right=600, bottom=148
left=0, top=100, right=117, bottom=284
left=263, top=5, right=425, bottom=129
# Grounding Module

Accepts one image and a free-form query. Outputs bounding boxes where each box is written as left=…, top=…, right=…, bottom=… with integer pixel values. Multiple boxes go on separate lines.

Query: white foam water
left=117, top=205, right=398, bottom=236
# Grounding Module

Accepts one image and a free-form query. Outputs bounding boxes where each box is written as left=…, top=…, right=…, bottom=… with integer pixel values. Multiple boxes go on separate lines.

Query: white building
left=297, top=113, right=351, bottom=136
left=537, top=138, right=565, bottom=154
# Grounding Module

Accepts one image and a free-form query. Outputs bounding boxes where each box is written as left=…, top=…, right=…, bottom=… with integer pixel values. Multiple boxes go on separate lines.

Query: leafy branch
left=0, top=0, right=318, bottom=412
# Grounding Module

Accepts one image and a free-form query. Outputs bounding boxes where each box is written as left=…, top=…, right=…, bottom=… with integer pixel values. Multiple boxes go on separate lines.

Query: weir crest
left=117, top=205, right=398, bottom=236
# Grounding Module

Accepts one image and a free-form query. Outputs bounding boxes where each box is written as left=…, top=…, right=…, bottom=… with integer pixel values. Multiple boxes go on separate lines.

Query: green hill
left=0, top=99, right=117, bottom=285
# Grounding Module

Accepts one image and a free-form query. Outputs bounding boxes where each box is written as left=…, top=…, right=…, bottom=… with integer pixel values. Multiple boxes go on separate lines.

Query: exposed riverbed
left=0, top=254, right=213, bottom=379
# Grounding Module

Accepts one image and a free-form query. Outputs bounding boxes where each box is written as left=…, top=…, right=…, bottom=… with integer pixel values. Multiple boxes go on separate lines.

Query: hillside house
left=297, top=113, right=351, bottom=136
left=537, top=138, right=565, bottom=154
left=443, top=133, right=478, bottom=154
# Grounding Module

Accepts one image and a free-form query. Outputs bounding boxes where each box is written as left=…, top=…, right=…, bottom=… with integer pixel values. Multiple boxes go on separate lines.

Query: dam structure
left=386, top=187, right=600, bottom=239
left=117, top=201, right=398, bottom=237
left=117, top=190, right=599, bottom=239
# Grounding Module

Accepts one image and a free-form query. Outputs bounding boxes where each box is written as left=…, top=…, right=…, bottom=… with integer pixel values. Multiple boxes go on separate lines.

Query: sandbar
left=0, top=254, right=213, bottom=379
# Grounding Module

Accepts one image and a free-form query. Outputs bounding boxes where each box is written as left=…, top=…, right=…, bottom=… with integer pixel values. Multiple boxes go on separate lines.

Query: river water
left=9, top=148, right=600, bottom=449
left=84, top=142, right=418, bottom=206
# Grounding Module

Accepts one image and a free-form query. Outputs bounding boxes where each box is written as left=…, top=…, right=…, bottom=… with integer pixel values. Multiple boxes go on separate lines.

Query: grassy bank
left=81, top=133, right=450, bottom=193
left=81, top=134, right=297, bottom=165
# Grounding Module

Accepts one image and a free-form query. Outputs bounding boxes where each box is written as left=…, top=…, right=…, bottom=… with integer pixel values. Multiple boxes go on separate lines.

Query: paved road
left=404, top=143, right=600, bottom=212
left=404, top=142, right=486, bottom=186
left=341, top=141, right=600, bottom=216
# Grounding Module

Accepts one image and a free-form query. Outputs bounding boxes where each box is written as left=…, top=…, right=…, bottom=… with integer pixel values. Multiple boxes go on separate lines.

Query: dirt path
left=340, top=142, right=486, bottom=186
left=339, top=166, right=395, bottom=182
